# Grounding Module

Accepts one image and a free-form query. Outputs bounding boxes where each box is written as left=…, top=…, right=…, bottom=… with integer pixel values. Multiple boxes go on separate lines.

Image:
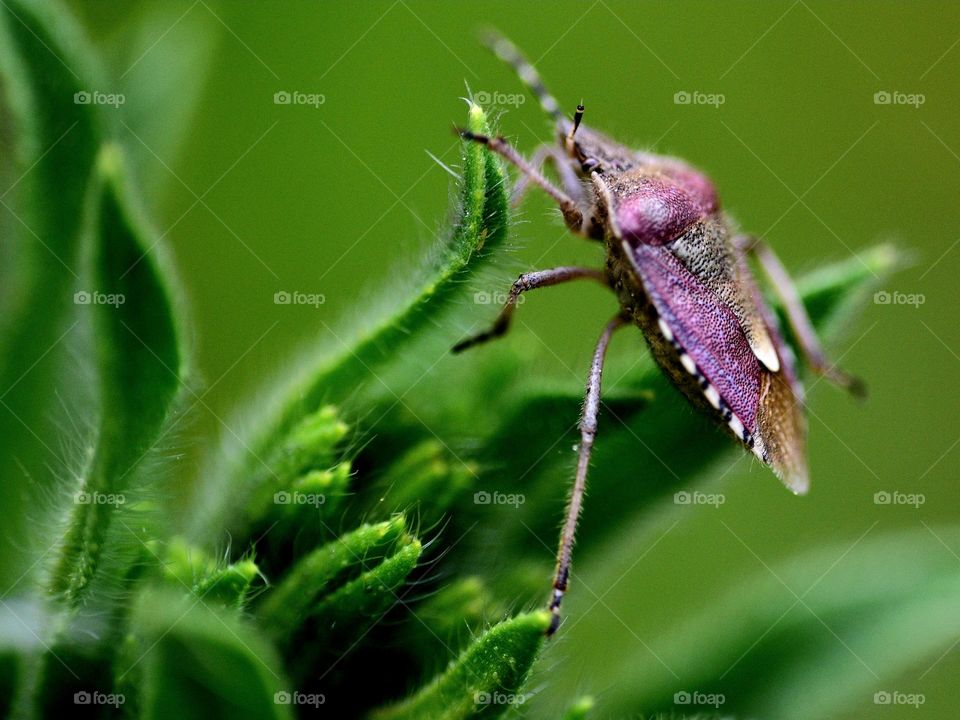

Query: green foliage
left=598, top=526, right=960, bottom=719
left=0, top=0, right=105, bottom=587
left=370, top=611, right=551, bottom=720
left=159, top=538, right=261, bottom=610
left=49, top=144, right=184, bottom=608
left=561, top=696, right=595, bottom=720
left=0, top=3, right=941, bottom=720
left=259, top=517, right=409, bottom=641
left=128, top=590, right=291, bottom=720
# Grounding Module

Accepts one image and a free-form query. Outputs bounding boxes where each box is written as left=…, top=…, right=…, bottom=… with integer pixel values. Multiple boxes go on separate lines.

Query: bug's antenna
left=481, top=30, right=563, bottom=123
left=566, top=103, right=585, bottom=152
left=547, top=314, right=627, bottom=636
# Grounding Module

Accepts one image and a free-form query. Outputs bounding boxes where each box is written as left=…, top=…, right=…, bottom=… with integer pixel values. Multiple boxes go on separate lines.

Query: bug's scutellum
left=453, top=33, right=863, bottom=636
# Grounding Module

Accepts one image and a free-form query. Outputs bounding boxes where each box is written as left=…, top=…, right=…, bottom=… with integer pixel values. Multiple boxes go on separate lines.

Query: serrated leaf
left=370, top=611, right=551, bottom=720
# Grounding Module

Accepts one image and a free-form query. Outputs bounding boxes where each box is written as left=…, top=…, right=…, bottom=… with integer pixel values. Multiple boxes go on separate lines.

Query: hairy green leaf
left=370, top=610, right=551, bottom=720
left=368, top=439, right=477, bottom=526
left=193, top=102, right=509, bottom=544
left=49, top=144, right=184, bottom=607
left=309, top=536, right=423, bottom=639
left=160, top=538, right=261, bottom=610
left=259, top=516, right=408, bottom=642
left=0, top=0, right=105, bottom=588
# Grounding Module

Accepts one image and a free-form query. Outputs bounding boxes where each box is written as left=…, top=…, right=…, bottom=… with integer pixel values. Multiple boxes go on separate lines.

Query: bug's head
left=555, top=119, right=630, bottom=177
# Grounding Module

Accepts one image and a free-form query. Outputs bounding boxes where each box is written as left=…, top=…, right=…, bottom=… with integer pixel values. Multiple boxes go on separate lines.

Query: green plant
left=1, top=2, right=949, bottom=719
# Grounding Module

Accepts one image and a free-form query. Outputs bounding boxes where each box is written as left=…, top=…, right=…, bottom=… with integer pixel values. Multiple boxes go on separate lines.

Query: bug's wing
left=756, top=370, right=808, bottom=493
left=625, top=241, right=808, bottom=493
left=739, top=251, right=809, bottom=494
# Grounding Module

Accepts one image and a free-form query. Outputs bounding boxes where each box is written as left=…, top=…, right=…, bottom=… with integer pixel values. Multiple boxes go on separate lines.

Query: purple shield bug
left=453, top=33, right=865, bottom=636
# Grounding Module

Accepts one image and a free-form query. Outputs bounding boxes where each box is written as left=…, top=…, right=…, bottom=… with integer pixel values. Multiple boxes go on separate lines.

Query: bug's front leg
left=452, top=266, right=606, bottom=353
left=735, top=235, right=866, bottom=397
left=512, top=144, right=583, bottom=207
left=548, top=314, right=627, bottom=636
left=458, top=130, right=586, bottom=234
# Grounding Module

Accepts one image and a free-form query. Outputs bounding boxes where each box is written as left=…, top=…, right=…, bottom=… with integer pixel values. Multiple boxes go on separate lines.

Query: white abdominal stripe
left=656, top=317, right=770, bottom=464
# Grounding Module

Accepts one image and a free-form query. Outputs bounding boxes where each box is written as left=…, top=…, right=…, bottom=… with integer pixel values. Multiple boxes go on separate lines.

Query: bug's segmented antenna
left=481, top=30, right=564, bottom=123
left=566, top=103, right=585, bottom=154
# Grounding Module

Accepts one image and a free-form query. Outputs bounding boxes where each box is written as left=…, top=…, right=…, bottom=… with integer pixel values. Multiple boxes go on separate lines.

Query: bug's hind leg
left=452, top=266, right=606, bottom=354
left=458, top=130, right=585, bottom=234
left=548, top=314, right=628, bottom=636
left=735, top=235, right=866, bottom=397
left=512, top=144, right=583, bottom=207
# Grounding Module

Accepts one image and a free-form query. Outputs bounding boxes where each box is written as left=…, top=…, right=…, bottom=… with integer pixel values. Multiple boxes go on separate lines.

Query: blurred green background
left=9, top=1, right=960, bottom=717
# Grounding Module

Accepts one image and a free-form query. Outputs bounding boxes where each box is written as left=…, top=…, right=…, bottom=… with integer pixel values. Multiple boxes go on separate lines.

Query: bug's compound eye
left=581, top=157, right=601, bottom=174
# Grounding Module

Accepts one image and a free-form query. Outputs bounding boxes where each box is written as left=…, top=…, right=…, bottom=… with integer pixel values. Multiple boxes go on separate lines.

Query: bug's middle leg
left=548, top=314, right=628, bottom=636
left=452, top=266, right=606, bottom=353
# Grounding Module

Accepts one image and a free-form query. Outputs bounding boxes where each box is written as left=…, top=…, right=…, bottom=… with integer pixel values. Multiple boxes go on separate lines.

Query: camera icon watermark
left=673, top=690, right=725, bottom=708
left=273, top=90, right=325, bottom=108
left=273, top=690, right=325, bottom=707
left=674, top=490, right=725, bottom=508
left=474, top=90, right=526, bottom=108
left=74, top=691, right=125, bottom=707
left=74, top=491, right=126, bottom=506
left=873, top=290, right=925, bottom=308
left=73, top=90, right=125, bottom=108
left=473, top=290, right=524, bottom=305
left=273, top=490, right=326, bottom=507
left=873, top=690, right=925, bottom=707
left=74, top=290, right=126, bottom=307
left=473, top=490, right=525, bottom=508
left=873, top=90, right=925, bottom=108
left=673, top=90, right=725, bottom=108
left=873, top=490, right=925, bottom=508
left=274, top=290, right=326, bottom=307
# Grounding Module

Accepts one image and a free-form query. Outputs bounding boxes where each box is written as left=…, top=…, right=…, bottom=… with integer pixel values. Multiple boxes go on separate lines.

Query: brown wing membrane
left=739, top=251, right=809, bottom=494
left=757, top=370, right=809, bottom=494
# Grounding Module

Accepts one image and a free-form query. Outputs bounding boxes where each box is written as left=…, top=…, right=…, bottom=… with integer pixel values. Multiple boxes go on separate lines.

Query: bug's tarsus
left=737, top=235, right=865, bottom=397
left=459, top=131, right=584, bottom=231
left=452, top=267, right=606, bottom=354
left=455, top=127, right=486, bottom=144
left=547, top=314, right=628, bottom=637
